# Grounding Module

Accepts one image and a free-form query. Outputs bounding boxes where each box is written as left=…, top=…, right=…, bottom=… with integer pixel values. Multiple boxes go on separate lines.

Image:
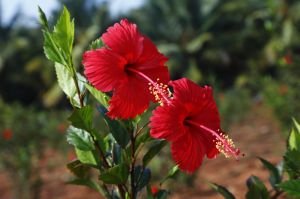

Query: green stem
left=70, top=63, right=84, bottom=108
left=130, top=128, right=136, bottom=199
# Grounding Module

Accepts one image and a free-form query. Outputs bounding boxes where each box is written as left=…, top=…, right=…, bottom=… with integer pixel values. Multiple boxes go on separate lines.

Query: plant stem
left=70, top=64, right=84, bottom=108
left=130, top=128, right=136, bottom=199
left=95, top=139, right=126, bottom=199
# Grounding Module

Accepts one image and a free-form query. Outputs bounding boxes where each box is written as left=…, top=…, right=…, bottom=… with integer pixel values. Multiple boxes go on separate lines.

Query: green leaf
left=67, top=126, right=94, bottom=151
left=160, top=165, right=179, bottom=185
left=246, top=176, right=270, bottom=199
left=43, top=32, right=65, bottom=64
left=134, top=166, right=151, bottom=192
left=52, top=6, right=74, bottom=56
left=209, top=183, right=235, bottom=199
left=38, top=6, right=48, bottom=29
left=143, top=140, right=167, bottom=167
left=68, top=106, right=93, bottom=132
left=67, top=178, right=102, bottom=193
left=89, top=38, right=104, bottom=50
left=67, top=159, right=90, bottom=178
left=258, top=157, right=281, bottom=189
left=75, top=148, right=98, bottom=166
left=99, top=163, right=129, bottom=184
left=85, top=83, right=109, bottom=108
left=135, top=130, right=152, bottom=149
left=277, top=179, right=300, bottom=198
left=55, top=63, right=81, bottom=107
left=156, top=190, right=169, bottom=199
left=112, top=143, right=122, bottom=165
left=289, top=119, right=300, bottom=151
left=284, top=150, right=300, bottom=178
left=102, top=114, right=130, bottom=148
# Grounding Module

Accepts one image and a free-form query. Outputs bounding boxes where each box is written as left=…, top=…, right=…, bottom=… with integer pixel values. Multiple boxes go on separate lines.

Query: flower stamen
left=127, top=68, right=171, bottom=105
left=185, top=120, right=240, bottom=159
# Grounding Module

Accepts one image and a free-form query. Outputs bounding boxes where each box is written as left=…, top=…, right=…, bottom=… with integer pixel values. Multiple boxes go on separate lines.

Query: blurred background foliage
left=1, top=0, right=300, bottom=198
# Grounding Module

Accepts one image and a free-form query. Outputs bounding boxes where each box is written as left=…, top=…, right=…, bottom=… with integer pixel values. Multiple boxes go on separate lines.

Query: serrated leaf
left=209, top=183, right=235, bottom=199
left=258, top=157, right=281, bottom=189
left=67, top=159, right=90, bottom=178
left=38, top=6, right=48, bottom=29
left=143, top=140, right=167, bottom=167
left=99, top=163, right=129, bottom=184
left=85, top=83, right=109, bottom=108
left=52, top=6, right=74, bottom=56
left=160, top=165, right=179, bottom=185
left=277, top=179, right=300, bottom=198
left=68, top=106, right=93, bottom=132
left=55, top=63, right=82, bottom=107
left=246, top=176, right=270, bottom=199
left=67, top=126, right=94, bottom=151
left=75, top=147, right=98, bottom=166
left=43, top=32, right=64, bottom=64
left=289, top=119, right=300, bottom=151
left=89, top=38, right=104, bottom=50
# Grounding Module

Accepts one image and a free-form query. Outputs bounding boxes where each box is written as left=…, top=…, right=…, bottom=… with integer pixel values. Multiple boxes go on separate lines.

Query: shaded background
left=0, top=0, right=299, bottom=198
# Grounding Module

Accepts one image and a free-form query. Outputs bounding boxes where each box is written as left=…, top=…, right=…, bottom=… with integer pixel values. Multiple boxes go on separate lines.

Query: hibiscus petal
left=107, top=77, right=152, bottom=119
left=82, top=49, right=127, bottom=92
left=170, top=78, right=220, bottom=130
left=102, top=19, right=144, bottom=63
left=150, top=100, right=186, bottom=142
left=171, top=132, right=206, bottom=173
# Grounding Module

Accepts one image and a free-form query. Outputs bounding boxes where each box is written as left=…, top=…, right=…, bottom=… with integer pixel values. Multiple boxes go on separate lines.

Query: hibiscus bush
left=39, top=6, right=300, bottom=199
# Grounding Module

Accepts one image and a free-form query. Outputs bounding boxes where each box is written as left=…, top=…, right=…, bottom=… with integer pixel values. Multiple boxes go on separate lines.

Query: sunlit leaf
left=160, top=165, right=179, bottom=185
left=85, top=83, right=109, bottom=108
left=52, top=6, right=74, bottom=57
left=89, top=38, right=104, bottom=50
left=67, top=126, right=94, bottom=151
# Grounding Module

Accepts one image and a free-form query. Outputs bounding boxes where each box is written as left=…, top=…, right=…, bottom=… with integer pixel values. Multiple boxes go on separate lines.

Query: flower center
left=185, top=119, right=241, bottom=159
left=126, top=67, right=171, bottom=105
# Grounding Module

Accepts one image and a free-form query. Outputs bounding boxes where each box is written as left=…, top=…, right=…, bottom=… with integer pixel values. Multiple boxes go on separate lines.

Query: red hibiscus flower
left=2, top=129, right=13, bottom=141
left=82, top=19, right=169, bottom=119
left=283, top=54, right=292, bottom=65
left=151, top=185, right=159, bottom=195
left=150, top=78, right=240, bottom=173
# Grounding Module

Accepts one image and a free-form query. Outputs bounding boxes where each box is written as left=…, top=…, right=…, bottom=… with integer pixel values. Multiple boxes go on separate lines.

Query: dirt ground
left=0, top=105, right=288, bottom=199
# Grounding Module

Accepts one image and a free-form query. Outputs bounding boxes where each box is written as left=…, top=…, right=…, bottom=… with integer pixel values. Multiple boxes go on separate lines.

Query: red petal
left=102, top=19, right=144, bottom=63
left=133, top=36, right=169, bottom=85
left=107, top=77, right=152, bottom=119
left=150, top=100, right=186, bottom=142
left=171, top=132, right=206, bottom=173
left=82, top=49, right=127, bottom=92
left=170, top=78, right=220, bottom=130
